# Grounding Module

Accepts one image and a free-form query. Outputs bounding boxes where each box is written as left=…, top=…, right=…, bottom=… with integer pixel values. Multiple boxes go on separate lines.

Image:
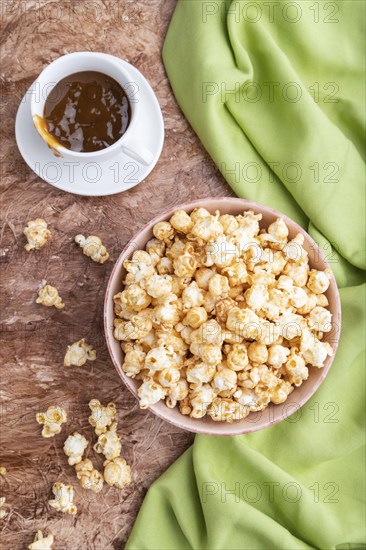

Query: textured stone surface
left=0, top=1, right=232, bottom=548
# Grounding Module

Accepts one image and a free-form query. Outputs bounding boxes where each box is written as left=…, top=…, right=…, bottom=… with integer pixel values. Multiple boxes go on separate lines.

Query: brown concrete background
left=0, top=1, right=233, bottom=548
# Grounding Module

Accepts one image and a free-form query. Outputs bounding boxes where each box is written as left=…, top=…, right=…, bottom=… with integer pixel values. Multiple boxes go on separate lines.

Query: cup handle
left=121, top=136, right=154, bottom=166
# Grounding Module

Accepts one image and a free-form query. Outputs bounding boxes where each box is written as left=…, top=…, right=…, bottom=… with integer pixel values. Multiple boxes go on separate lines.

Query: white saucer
left=15, top=54, right=164, bottom=196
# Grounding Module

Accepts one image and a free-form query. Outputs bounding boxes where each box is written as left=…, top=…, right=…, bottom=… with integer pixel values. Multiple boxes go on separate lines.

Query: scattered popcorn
left=64, top=339, right=96, bottom=367
left=36, top=283, right=64, bottom=309
left=93, top=422, right=121, bottom=460
left=0, top=467, right=6, bottom=476
left=36, top=406, right=67, bottom=438
left=103, top=457, right=131, bottom=489
left=23, top=218, right=51, bottom=252
left=28, top=531, right=54, bottom=550
left=75, top=234, right=109, bottom=264
left=48, top=482, right=77, bottom=515
left=0, top=497, right=8, bottom=519
left=114, top=208, right=335, bottom=421
left=63, top=433, right=88, bottom=465
left=75, top=459, right=104, bottom=493
left=88, top=399, right=116, bottom=436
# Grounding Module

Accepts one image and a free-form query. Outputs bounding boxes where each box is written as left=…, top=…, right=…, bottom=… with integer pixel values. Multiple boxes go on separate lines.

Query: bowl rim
left=104, top=197, right=342, bottom=435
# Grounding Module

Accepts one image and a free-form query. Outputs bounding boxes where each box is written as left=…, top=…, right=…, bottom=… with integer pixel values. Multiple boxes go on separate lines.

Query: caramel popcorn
left=23, top=218, right=51, bottom=252
left=75, top=459, right=104, bottom=493
left=28, top=531, right=54, bottom=550
left=64, top=339, right=96, bottom=367
left=63, top=432, right=88, bottom=465
left=36, top=406, right=67, bottom=438
left=75, top=234, right=109, bottom=264
left=48, top=482, right=77, bottom=515
left=114, top=208, right=335, bottom=421
left=88, top=399, right=116, bottom=435
left=104, top=457, right=131, bottom=489
left=93, top=422, right=121, bottom=460
left=36, top=283, right=64, bottom=309
left=0, top=497, right=8, bottom=519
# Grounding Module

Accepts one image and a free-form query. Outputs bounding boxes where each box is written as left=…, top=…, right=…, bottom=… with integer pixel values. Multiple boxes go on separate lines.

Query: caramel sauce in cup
left=40, top=71, right=131, bottom=153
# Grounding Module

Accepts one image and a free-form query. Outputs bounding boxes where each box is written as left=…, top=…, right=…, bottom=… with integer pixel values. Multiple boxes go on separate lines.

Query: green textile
left=126, top=1, right=366, bottom=548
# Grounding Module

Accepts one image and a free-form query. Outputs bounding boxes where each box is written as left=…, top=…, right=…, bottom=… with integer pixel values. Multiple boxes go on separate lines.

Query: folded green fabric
left=126, top=1, right=366, bottom=548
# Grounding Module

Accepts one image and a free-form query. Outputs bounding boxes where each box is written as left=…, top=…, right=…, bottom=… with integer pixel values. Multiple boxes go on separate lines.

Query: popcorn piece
left=169, top=209, right=193, bottom=234
left=186, top=362, right=216, bottom=386
left=114, top=315, right=152, bottom=341
left=48, top=482, right=77, bottom=515
left=104, top=457, right=131, bottom=489
left=194, top=267, right=214, bottom=290
left=267, top=344, right=290, bottom=369
left=247, top=342, right=268, bottom=364
left=268, top=218, right=288, bottom=241
left=166, top=379, right=189, bottom=408
left=144, top=274, right=172, bottom=299
left=182, top=281, right=204, bottom=310
left=307, top=306, right=332, bottom=332
left=208, top=397, right=249, bottom=422
left=212, top=368, right=237, bottom=394
left=75, top=459, right=104, bottom=493
left=137, top=379, right=166, bottom=409
left=226, top=343, right=249, bottom=371
left=269, top=381, right=294, bottom=404
left=190, top=384, right=216, bottom=418
left=28, top=531, right=54, bottom=550
left=122, top=344, right=146, bottom=378
left=0, top=497, right=8, bottom=519
left=145, top=345, right=179, bottom=373
left=75, top=234, right=109, bottom=264
left=88, top=399, right=116, bottom=436
left=307, top=269, right=332, bottom=294
left=36, top=406, right=67, bottom=438
left=116, top=285, right=151, bottom=311
left=285, top=351, right=309, bottom=386
left=94, top=422, right=121, bottom=460
left=158, top=367, right=180, bottom=388
left=36, top=283, right=64, bottom=309
left=63, top=432, right=88, bottom=466
left=208, top=274, right=230, bottom=296
left=0, top=467, right=6, bottom=476
left=183, top=306, right=208, bottom=329
left=302, top=341, right=334, bottom=368
left=23, top=218, right=51, bottom=252
left=153, top=221, right=175, bottom=244
left=64, top=339, right=96, bottom=367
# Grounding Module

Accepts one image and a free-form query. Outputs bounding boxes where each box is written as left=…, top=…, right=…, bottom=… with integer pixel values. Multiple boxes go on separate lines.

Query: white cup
left=30, top=51, right=154, bottom=165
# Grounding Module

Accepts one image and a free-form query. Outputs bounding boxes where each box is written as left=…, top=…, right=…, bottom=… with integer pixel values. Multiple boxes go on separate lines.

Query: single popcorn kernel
left=23, top=218, right=51, bottom=252
left=36, top=283, right=64, bottom=309
left=64, top=339, right=96, bottom=367
left=28, top=531, right=54, bottom=550
left=104, top=457, right=131, bottom=489
left=48, top=482, right=77, bottom=515
left=153, top=221, right=175, bottom=244
left=0, top=497, right=8, bottom=519
left=169, top=209, right=193, bottom=234
left=75, top=459, right=104, bottom=493
left=75, top=234, right=109, bottom=264
left=0, top=467, right=6, bottom=476
left=93, top=422, right=122, bottom=460
left=88, top=399, right=116, bottom=436
left=36, top=406, right=67, bottom=438
left=63, top=432, right=88, bottom=465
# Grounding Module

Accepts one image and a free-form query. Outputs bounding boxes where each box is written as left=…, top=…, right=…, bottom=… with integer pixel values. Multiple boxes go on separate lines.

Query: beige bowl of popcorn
left=104, top=198, right=341, bottom=435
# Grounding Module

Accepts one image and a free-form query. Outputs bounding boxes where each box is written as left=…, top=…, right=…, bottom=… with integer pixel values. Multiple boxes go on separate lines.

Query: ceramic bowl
left=104, top=197, right=341, bottom=435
